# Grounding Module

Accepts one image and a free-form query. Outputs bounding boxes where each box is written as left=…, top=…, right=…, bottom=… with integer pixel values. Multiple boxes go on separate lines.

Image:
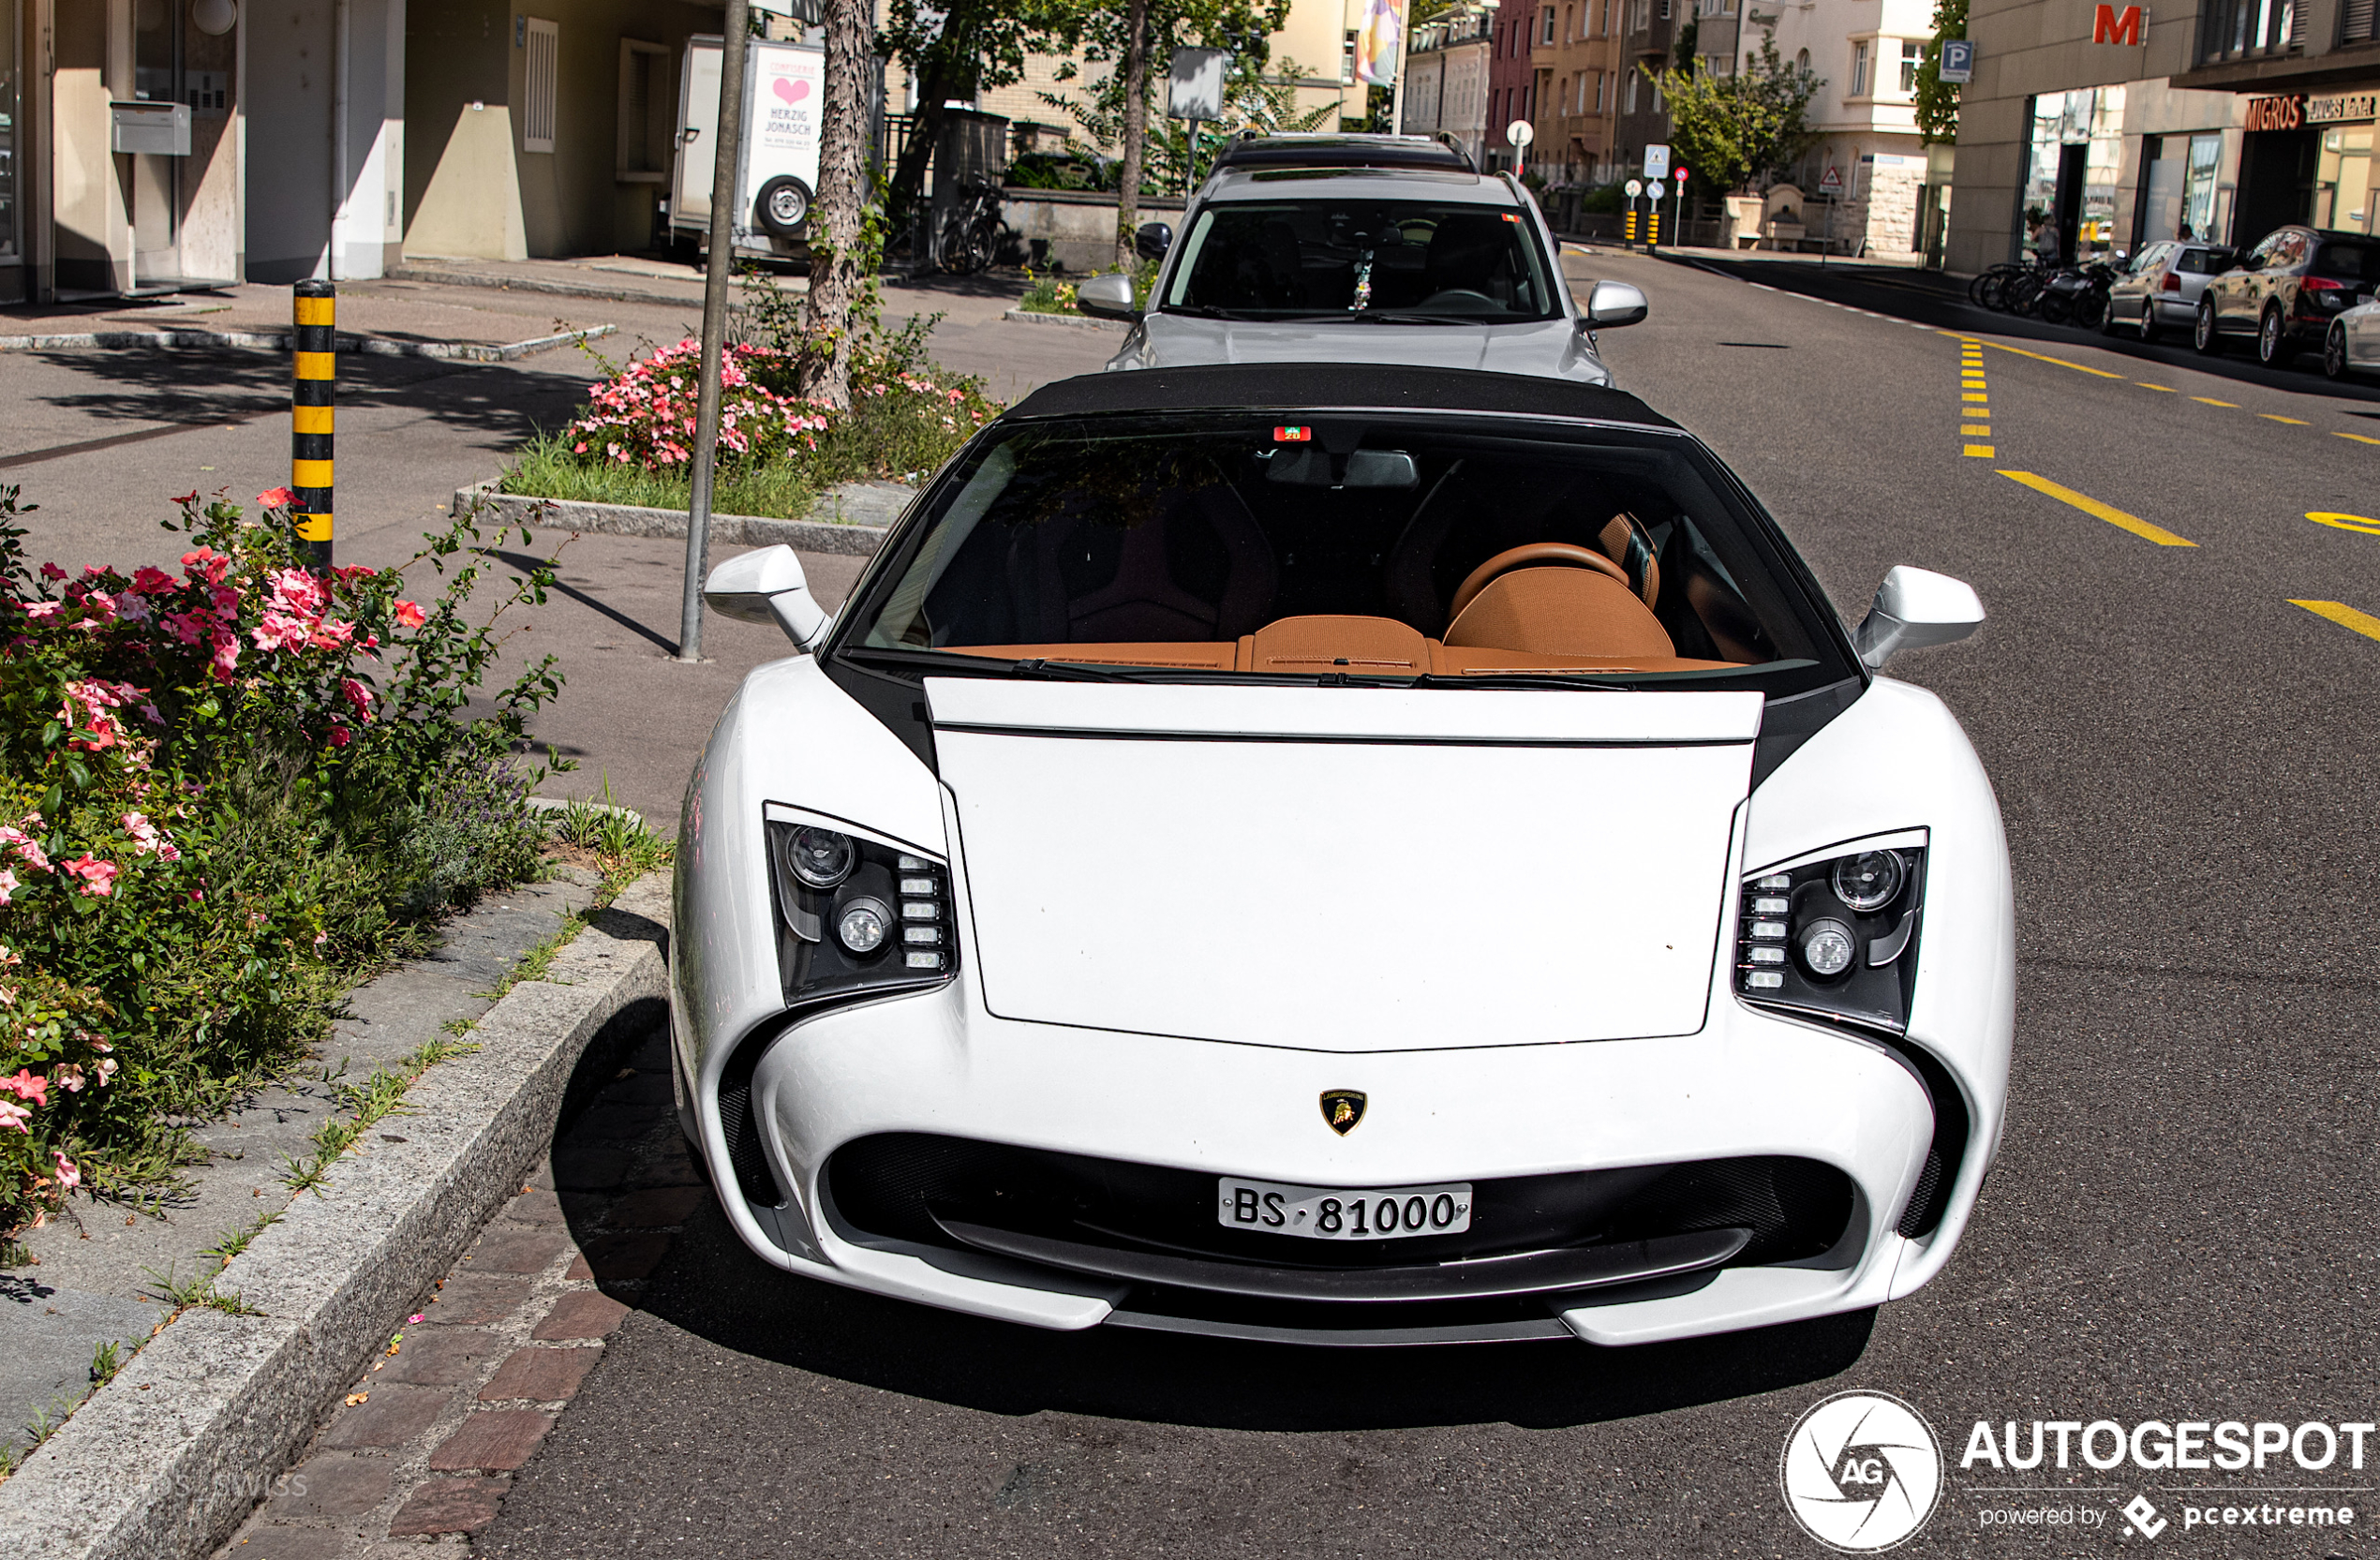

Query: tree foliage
left=1643, top=39, right=1822, bottom=196
left=876, top=0, right=1081, bottom=221
left=1913, top=0, right=1966, bottom=146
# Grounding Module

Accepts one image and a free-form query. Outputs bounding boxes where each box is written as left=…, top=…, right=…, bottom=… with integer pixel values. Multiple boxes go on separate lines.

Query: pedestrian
left=2033, top=216, right=2061, bottom=267
left=2178, top=221, right=2194, bottom=241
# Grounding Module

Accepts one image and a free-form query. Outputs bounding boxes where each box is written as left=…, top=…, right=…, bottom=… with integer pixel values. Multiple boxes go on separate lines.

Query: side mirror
left=1134, top=221, right=1173, bottom=261
left=1582, top=278, right=1649, bottom=329
left=703, top=544, right=828, bottom=649
left=1076, top=271, right=1141, bottom=321
left=1854, top=566, right=1985, bottom=670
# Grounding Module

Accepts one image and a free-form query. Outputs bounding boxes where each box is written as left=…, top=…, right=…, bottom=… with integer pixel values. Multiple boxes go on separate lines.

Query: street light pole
left=679, top=0, right=753, bottom=665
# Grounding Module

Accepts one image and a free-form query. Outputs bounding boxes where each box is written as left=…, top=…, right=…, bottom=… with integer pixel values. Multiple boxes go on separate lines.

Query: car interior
left=854, top=422, right=1822, bottom=679
left=1163, top=199, right=1559, bottom=320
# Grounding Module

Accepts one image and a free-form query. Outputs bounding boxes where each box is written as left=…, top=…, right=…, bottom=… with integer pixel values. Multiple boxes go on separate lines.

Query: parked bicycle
left=1969, top=254, right=2056, bottom=315
left=2033, top=260, right=2120, bottom=329
left=937, top=177, right=1006, bottom=276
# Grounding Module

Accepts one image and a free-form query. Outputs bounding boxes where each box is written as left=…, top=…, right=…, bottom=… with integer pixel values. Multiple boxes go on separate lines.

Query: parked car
left=2102, top=241, right=2235, bottom=344
left=1073, top=134, right=1645, bottom=385
left=2195, top=226, right=2380, bottom=365
left=2326, top=293, right=2380, bottom=380
left=677, top=362, right=2014, bottom=1349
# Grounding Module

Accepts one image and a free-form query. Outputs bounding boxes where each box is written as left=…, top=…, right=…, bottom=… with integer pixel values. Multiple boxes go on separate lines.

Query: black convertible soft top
left=1004, top=364, right=1681, bottom=432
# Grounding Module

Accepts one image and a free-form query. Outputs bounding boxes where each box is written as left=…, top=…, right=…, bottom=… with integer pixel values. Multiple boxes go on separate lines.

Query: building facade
left=1614, top=0, right=1681, bottom=184
left=1484, top=6, right=1540, bottom=168
left=1738, top=0, right=1933, bottom=252
left=1528, top=0, right=1623, bottom=183
left=1402, top=4, right=1496, bottom=168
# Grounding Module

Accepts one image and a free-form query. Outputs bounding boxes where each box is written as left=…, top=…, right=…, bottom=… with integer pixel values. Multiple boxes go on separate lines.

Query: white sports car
left=673, top=364, right=2013, bottom=1348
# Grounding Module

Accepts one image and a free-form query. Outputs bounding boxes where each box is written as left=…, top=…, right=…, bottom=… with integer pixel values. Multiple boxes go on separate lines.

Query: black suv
left=2195, top=225, right=2380, bottom=365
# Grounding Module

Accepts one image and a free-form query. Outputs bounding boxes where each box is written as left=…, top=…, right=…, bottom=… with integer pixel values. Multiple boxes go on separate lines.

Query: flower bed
left=0, top=486, right=568, bottom=1233
left=498, top=311, right=1000, bottom=521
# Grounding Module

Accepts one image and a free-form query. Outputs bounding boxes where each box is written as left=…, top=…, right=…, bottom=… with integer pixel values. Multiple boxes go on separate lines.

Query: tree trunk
left=1114, top=0, right=1149, bottom=271
left=796, top=0, right=873, bottom=409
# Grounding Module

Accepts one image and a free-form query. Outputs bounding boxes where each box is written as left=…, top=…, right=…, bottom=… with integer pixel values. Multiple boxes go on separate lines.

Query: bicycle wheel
left=2005, top=274, right=2043, bottom=315
left=2074, top=289, right=2109, bottom=332
left=937, top=221, right=974, bottom=275
left=2036, top=290, right=2072, bottom=326
left=963, top=219, right=997, bottom=275
left=1977, top=273, right=2009, bottom=311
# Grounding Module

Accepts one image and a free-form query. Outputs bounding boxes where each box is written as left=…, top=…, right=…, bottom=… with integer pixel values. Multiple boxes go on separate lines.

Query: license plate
left=1216, top=1178, right=1473, bottom=1241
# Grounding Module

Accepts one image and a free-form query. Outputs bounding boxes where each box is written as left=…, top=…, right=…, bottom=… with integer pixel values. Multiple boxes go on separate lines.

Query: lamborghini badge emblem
left=1320, top=1090, right=1366, bottom=1136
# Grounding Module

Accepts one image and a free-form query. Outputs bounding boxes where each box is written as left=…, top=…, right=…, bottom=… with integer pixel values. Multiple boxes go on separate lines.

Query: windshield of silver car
left=1161, top=201, right=1561, bottom=322
left=840, top=414, right=1843, bottom=686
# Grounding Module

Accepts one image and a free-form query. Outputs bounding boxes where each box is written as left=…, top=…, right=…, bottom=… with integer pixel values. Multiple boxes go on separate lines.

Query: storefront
left=2005, top=82, right=2244, bottom=263
left=2226, top=90, right=2377, bottom=242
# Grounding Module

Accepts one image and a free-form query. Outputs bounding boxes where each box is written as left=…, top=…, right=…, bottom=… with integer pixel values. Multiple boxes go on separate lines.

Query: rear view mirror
left=1135, top=222, right=1174, bottom=261
left=1854, top=566, right=1985, bottom=670
left=1582, top=279, right=1649, bottom=329
left=704, top=544, right=828, bottom=650
left=1076, top=271, right=1141, bottom=321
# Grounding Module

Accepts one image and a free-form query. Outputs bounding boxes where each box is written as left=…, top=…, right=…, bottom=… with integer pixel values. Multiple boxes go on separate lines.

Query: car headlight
left=1736, top=837, right=1925, bottom=1034
left=765, top=819, right=958, bottom=1009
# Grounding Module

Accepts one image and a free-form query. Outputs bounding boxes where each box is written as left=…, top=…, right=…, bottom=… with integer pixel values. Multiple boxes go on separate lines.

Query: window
left=0, top=0, right=18, bottom=260
left=1597, top=71, right=1609, bottom=111
left=617, top=40, right=672, bottom=178
left=1796, top=46, right=1811, bottom=71
left=1626, top=68, right=1640, bottom=111
left=1659, top=0, right=1673, bottom=18
left=1564, top=4, right=1575, bottom=37
left=1542, top=6, right=1557, bottom=43
left=1898, top=38, right=1921, bottom=93
left=1851, top=39, right=1869, bottom=96
left=522, top=16, right=559, bottom=154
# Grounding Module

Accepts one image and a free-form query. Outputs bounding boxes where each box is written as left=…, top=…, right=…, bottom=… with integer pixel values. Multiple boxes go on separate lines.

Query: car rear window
left=2313, top=241, right=2380, bottom=284
left=2179, top=248, right=2213, bottom=272
left=1162, top=201, right=1561, bottom=323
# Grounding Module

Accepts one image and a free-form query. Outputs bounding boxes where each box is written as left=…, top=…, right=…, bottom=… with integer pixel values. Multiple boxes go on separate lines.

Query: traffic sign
left=1624, top=178, right=1644, bottom=198
left=1506, top=119, right=1535, bottom=147
left=1940, top=38, right=1974, bottom=82
left=1644, top=143, right=1670, bottom=181
left=1673, top=166, right=1688, bottom=183
left=1819, top=165, right=1843, bottom=195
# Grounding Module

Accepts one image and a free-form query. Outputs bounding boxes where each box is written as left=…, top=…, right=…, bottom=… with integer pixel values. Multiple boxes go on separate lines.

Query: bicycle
left=936, top=177, right=1006, bottom=276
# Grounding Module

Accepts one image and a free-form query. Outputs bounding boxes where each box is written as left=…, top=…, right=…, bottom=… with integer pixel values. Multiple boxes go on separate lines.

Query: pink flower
left=1, top=827, right=51, bottom=873
left=128, top=565, right=176, bottom=595
left=252, top=611, right=312, bottom=652
left=52, top=1151, right=80, bottom=1191
left=52, top=1063, right=85, bottom=1094
left=393, top=600, right=426, bottom=629
left=182, top=547, right=231, bottom=585
left=409, top=1314, right=424, bottom=1324
left=340, top=678, right=376, bottom=722
left=22, top=601, right=61, bottom=621
left=62, top=854, right=119, bottom=897
left=308, top=617, right=355, bottom=651
left=0, top=1101, right=28, bottom=1135
left=2, top=1069, right=49, bottom=1105
left=325, top=724, right=352, bottom=749
left=94, top=1057, right=118, bottom=1086
left=40, top=562, right=67, bottom=581
left=265, top=567, right=327, bottom=617
left=209, top=631, right=242, bottom=681
left=256, top=485, right=299, bottom=510
left=0, top=868, right=15, bottom=906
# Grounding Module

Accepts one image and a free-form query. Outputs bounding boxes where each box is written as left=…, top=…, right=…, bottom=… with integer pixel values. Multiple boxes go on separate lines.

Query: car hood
left=925, top=678, right=1760, bottom=1051
left=1116, top=314, right=1614, bottom=385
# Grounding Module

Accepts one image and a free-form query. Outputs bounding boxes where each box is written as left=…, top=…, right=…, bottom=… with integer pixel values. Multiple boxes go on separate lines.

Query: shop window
left=523, top=17, right=559, bottom=155
left=0, top=0, right=18, bottom=262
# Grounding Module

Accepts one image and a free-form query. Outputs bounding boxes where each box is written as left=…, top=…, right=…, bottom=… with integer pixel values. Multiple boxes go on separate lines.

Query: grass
left=276, top=1036, right=482, bottom=1197
left=137, top=1259, right=261, bottom=1317
left=499, top=432, right=828, bottom=521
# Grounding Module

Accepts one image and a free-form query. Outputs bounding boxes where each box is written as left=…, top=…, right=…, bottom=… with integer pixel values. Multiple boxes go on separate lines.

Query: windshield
left=1161, top=200, right=1560, bottom=322
left=837, top=412, right=1846, bottom=689
left=2313, top=240, right=2379, bottom=284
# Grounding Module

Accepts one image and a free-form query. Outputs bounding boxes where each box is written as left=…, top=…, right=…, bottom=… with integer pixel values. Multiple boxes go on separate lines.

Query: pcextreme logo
left=1779, top=1391, right=1945, bottom=1552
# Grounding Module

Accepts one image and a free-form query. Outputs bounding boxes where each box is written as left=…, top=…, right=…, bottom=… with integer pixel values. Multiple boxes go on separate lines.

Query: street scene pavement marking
left=2291, top=600, right=2380, bottom=642
left=2338, top=432, right=2380, bottom=446
left=2306, top=512, right=2380, bottom=535
left=2260, top=414, right=2311, bottom=425
left=2192, top=396, right=2241, bottom=408
left=2137, top=382, right=2178, bottom=392
left=2000, top=470, right=2198, bottom=547
left=1959, top=338, right=1993, bottom=458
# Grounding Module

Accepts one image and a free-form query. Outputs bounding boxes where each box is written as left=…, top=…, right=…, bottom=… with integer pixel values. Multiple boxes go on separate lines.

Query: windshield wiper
left=1406, top=673, right=1627, bottom=691
left=1157, top=305, right=1271, bottom=320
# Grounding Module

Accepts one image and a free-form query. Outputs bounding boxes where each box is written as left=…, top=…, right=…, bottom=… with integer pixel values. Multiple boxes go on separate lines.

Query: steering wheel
left=1416, top=289, right=1499, bottom=311
left=1448, top=543, right=1633, bottom=621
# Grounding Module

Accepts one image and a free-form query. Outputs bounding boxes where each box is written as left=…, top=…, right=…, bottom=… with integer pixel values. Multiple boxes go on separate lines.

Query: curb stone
left=1000, top=307, right=1125, bottom=332
left=452, top=480, right=900, bottom=557
left=0, top=873, right=673, bottom=1560
left=0, top=325, right=617, bottom=363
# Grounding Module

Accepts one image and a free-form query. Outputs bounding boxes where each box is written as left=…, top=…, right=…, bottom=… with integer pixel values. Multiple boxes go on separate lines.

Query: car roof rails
left=1209, top=133, right=1477, bottom=175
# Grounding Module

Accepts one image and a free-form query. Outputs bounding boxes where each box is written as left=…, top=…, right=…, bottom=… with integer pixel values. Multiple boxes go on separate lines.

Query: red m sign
left=2093, top=3, right=2145, bottom=43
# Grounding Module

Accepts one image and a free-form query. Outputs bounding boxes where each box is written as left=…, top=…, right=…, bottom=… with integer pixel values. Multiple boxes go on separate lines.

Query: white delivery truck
left=671, top=36, right=824, bottom=259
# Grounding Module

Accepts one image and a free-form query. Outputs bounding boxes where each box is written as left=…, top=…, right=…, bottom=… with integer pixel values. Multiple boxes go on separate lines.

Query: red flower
left=393, top=600, right=426, bottom=629
left=255, top=485, right=299, bottom=510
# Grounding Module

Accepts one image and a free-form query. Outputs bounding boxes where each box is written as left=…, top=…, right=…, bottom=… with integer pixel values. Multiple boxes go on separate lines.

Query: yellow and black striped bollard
left=291, top=279, right=335, bottom=567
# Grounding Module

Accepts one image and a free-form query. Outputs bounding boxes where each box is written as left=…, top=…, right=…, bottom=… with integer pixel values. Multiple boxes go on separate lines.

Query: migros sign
left=2246, top=94, right=2305, bottom=131
left=2091, top=3, right=2146, bottom=43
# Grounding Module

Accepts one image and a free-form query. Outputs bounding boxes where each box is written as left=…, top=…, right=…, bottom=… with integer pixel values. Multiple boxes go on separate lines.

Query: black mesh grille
left=826, top=1134, right=1852, bottom=1275
left=717, top=1043, right=782, bottom=1209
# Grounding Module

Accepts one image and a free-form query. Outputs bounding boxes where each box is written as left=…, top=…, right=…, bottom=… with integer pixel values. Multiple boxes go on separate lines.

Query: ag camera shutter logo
left=1779, top=1391, right=1944, bottom=1551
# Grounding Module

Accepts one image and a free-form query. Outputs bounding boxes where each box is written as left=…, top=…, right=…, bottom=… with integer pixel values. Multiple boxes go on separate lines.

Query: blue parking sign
left=1941, top=38, right=1973, bottom=83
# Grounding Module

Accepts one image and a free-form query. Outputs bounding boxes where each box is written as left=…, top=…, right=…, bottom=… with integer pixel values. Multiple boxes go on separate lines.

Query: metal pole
left=291, top=280, right=335, bottom=569
left=680, top=0, right=752, bottom=665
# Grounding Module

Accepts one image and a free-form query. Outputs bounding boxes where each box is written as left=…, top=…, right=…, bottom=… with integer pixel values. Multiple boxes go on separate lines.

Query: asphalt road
left=459, top=252, right=2380, bottom=1557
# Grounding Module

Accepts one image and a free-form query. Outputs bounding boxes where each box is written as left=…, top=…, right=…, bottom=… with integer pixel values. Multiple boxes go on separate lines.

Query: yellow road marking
left=2137, top=382, right=2177, bottom=392
left=1935, top=332, right=2129, bottom=378
left=2337, top=432, right=2380, bottom=446
left=2293, top=600, right=2380, bottom=642
left=2307, top=512, right=2380, bottom=535
left=1963, top=444, right=1997, bottom=457
left=2259, top=414, right=2309, bottom=424
left=2192, top=396, right=2239, bottom=408
left=1962, top=392, right=1989, bottom=402
left=2001, top=470, right=2197, bottom=546
left=1961, top=423, right=1991, bottom=436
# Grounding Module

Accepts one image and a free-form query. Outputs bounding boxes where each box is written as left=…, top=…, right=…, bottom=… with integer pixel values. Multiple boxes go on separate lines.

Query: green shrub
left=0, top=485, right=561, bottom=1230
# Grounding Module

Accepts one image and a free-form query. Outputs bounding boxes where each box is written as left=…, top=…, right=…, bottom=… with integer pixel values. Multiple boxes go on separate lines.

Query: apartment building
left=1485, top=7, right=1540, bottom=168
left=1528, top=0, right=1627, bottom=182
left=1403, top=4, right=1499, bottom=167
left=1740, top=0, right=1931, bottom=251
left=1614, top=0, right=1682, bottom=181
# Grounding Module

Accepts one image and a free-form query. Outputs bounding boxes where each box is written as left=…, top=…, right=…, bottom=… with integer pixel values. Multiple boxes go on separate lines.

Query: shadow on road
left=546, top=1029, right=1876, bottom=1435
left=14, top=348, right=594, bottom=438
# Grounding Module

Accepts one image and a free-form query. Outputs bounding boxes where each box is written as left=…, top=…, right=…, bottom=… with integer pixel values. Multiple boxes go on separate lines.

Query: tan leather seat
left=1441, top=567, right=1677, bottom=661
left=1242, top=616, right=1428, bottom=674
